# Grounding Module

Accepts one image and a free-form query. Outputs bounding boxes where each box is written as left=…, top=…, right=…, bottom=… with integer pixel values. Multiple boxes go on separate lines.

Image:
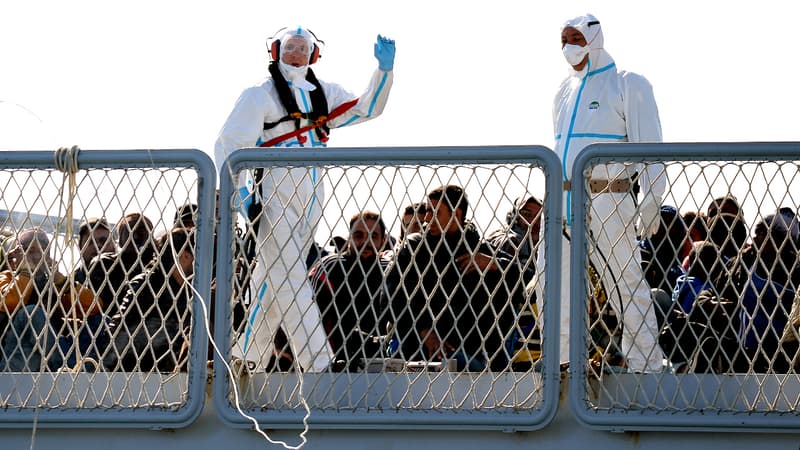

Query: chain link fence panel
left=213, top=146, right=562, bottom=430
left=0, top=149, right=214, bottom=428
left=570, top=142, right=800, bottom=431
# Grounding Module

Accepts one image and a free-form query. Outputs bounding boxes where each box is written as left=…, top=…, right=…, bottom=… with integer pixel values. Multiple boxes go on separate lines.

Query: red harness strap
left=259, top=98, right=359, bottom=148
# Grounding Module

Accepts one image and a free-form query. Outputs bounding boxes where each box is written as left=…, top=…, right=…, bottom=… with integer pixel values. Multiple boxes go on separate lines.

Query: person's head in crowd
left=508, top=195, right=543, bottom=236
left=400, top=202, right=427, bottom=240
left=155, top=227, right=196, bottom=284
left=78, top=217, right=115, bottom=266
left=174, top=203, right=199, bottom=229
left=649, top=205, right=692, bottom=260
left=752, top=211, right=798, bottom=285
left=425, top=185, right=468, bottom=237
left=708, top=194, right=742, bottom=218
left=116, top=213, right=155, bottom=256
left=9, top=228, right=51, bottom=277
left=707, top=201, right=748, bottom=260
left=686, top=241, right=723, bottom=282
left=683, top=211, right=708, bottom=243
left=346, top=211, right=387, bottom=261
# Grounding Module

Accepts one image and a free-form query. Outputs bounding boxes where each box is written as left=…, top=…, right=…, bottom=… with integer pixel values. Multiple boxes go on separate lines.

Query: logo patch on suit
left=588, top=101, right=600, bottom=110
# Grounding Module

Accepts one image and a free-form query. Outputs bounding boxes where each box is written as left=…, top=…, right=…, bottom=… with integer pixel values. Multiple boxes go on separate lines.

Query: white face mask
left=562, top=44, right=590, bottom=66
left=278, top=61, right=316, bottom=91
left=279, top=60, right=308, bottom=82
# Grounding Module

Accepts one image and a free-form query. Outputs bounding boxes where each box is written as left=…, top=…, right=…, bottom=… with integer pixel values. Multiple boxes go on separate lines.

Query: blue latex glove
left=374, top=34, right=395, bottom=71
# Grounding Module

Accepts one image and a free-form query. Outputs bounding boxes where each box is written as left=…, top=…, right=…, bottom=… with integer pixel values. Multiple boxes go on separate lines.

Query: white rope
left=28, top=407, right=39, bottom=450
left=177, top=238, right=311, bottom=449
left=53, top=145, right=87, bottom=372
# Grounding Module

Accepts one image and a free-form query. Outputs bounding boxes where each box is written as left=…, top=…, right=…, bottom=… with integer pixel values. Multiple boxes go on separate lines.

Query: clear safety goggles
left=282, top=39, right=312, bottom=56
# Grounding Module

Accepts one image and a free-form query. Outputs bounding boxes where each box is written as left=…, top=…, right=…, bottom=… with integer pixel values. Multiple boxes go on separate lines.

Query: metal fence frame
left=0, top=149, right=215, bottom=429
left=569, top=141, right=800, bottom=432
left=213, top=146, right=563, bottom=430
left=5, top=144, right=800, bottom=432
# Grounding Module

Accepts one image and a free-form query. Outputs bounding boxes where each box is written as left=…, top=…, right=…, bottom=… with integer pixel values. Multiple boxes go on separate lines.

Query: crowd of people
left=2, top=186, right=799, bottom=376
left=0, top=206, right=198, bottom=372
left=641, top=195, right=800, bottom=373
left=0, top=185, right=545, bottom=375
left=271, top=185, right=544, bottom=373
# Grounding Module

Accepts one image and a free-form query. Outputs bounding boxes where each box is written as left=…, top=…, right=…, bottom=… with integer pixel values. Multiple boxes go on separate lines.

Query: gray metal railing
left=0, top=149, right=215, bottom=428
left=6, top=143, right=800, bottom=433
left=213, top=146, right=562, bottom=430
left=570, top=142, right=800, bottom=432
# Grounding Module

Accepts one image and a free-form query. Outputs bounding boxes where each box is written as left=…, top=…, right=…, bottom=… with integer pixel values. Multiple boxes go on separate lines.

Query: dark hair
left=428, top=185, right=469, bottom=220
left=683, top=211, right=708, bottom=241
left=154, top=227, right=195, bottom=277
left=173, top=203, right=198, bottom=227
left=687, top=241, right=722, bottom=281
left=707, top=194, right=741, bottom=218
left=16, top=228, right=50, bottom=250
left=78, top=217, right=111, bottom=247
left=507, top=196, right=543, bottom=225
left=349, top=210, right=387, bottom=235
left=403, top=202, right=427, bottom=217
left=707, top=212, right=748, bottom=259
left=116, top=213, right=153, bottom=236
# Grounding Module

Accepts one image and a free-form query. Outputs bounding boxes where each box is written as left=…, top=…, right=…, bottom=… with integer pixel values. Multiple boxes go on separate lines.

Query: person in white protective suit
left=214, top=27, right=395, bottom=372
left=534, top=14, right=666, bottom=373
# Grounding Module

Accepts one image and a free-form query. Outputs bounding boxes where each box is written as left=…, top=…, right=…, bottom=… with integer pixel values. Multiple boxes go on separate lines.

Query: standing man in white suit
left=215, top=26, right=395, bottom=372
left=538, top=14, right=665, bottom=373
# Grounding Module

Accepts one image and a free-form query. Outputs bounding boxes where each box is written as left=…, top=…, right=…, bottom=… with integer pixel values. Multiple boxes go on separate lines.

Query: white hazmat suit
left=214, top=27, right=394, bottom=371
left=537, top=14, right=665, bottom=373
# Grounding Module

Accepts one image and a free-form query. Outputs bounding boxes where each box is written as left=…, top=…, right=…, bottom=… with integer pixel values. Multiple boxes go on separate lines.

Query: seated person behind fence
left=681, top=210, right=708, bottom=267
left=88, top=213, right=157, bottom=318
left=657, top=241, right=724, bottom=372
left=673, top=242, right=725, bottom=314
left=309, top=211, right=389, bottom=372
left=73, top=217, right=116, bottom=284
left=716, top=211, right=799, bottom=372
left=640, top=205, right=691, bottom=295
left=381, top=202, right=426, bottom=260
left=1, top=228, right=102, bottom=371
left=486, top=195, right=543, bottom=370
left=398, top=202, right=427, bottom=243
left=386, top=185, right=519, bottom=371
left=487, top=195, right=542, bottom=284
left=103, top=227, right=195, bottom=372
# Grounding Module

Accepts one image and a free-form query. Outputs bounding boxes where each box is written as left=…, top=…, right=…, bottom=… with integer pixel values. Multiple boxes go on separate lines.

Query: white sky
left=3, top=0, right=799, bottom=152
left=1, top=0, right=798, bottom=240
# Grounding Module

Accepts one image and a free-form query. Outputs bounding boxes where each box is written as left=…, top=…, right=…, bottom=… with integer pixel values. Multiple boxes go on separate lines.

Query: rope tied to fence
left=53, top=145, right=87, bottom=372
